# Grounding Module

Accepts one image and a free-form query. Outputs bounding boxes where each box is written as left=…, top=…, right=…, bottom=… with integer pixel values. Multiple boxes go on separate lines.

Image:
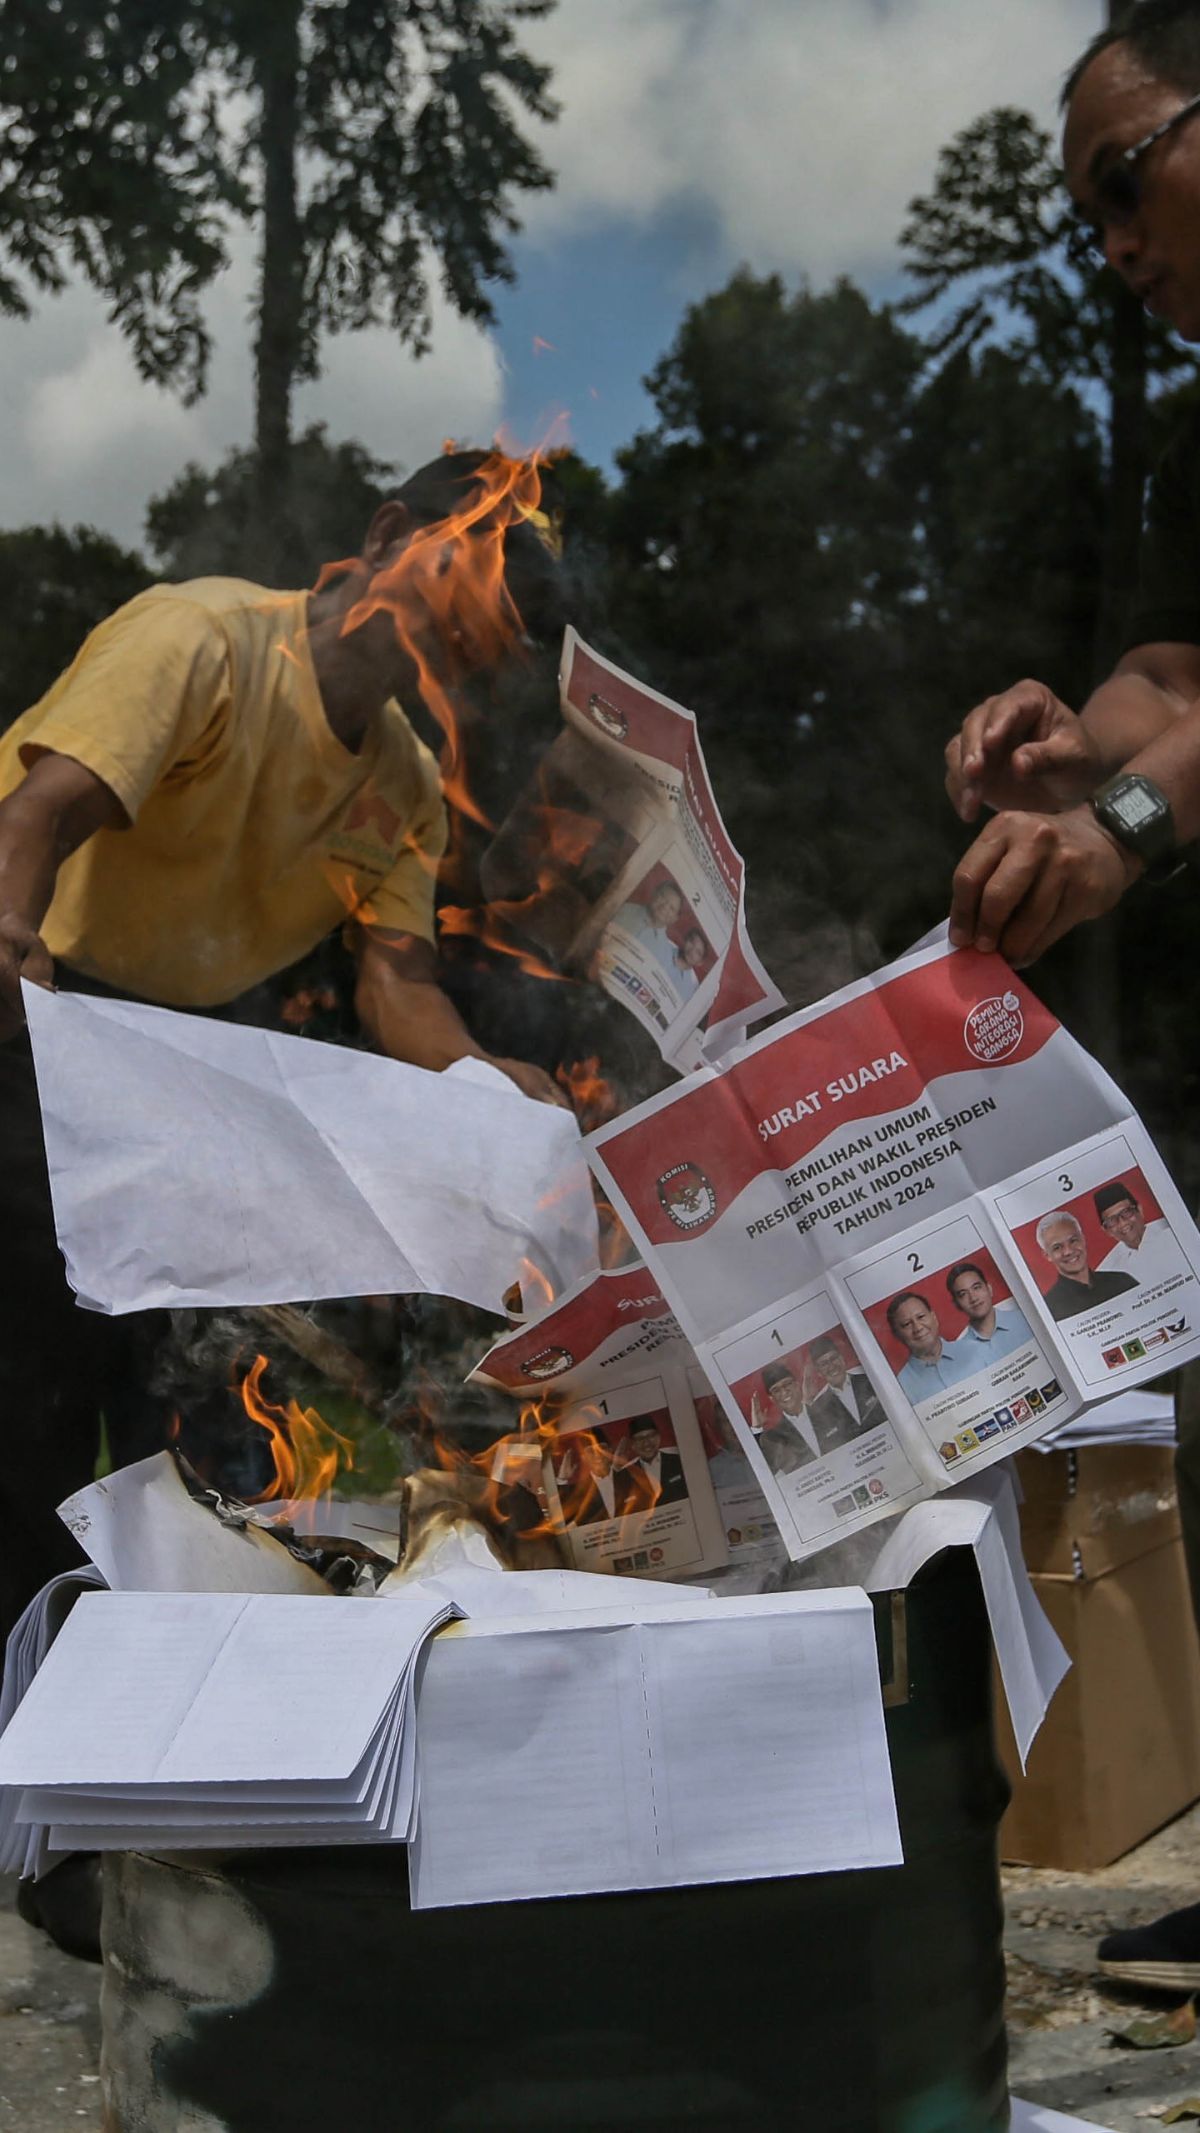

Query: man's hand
left=948, top=806, right=1140, bottom=965
left=945, top=680, right=1102, bottom=822
left=0, top=915, right=53, bottom=1039
left=488, top=1055, right=570, bottom=1108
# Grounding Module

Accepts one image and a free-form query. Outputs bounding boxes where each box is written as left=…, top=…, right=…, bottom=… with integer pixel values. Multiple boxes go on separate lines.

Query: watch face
left=1113, top=781, right=1165, bottom=830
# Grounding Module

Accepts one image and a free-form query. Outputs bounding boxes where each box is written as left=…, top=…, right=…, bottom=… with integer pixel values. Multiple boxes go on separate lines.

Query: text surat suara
left=587, top=933, right=1200, bottom=1562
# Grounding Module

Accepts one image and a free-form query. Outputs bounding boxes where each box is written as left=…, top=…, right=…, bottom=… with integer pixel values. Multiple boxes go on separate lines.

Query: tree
left=0, top=524, right=154, bottom=732
left=609, top=273, right=924, bottom=755
left=899, top=105, right=1199, bottom=668
left=0, top=0, right=230, bottom=399
left=605, top=268, right=1113, bottom=978
left=0, top=1, right=558, bottom=574
left=217, top=0, right=558, bottom=574
left=145, top=424, right=395, bottom=582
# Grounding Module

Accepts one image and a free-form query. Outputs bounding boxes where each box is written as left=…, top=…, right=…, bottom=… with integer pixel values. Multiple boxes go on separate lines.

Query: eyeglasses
left=1072, top=87, right=1200, bottom=258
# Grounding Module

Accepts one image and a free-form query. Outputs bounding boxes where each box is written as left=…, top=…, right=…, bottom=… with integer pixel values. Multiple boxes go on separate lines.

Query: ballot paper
left=0, top=1589, right=456, bottom=1864
left=471, top=1263, right=747, bottom=1581
left=478, top=630, right=783, bottom=1072
left=23, top=983, right=598, bottom=1316
left=589, top=933, right=1200, bottom=1563
left=866, top=1467, right=1069, bottom=1766
left=408, top=1587, right=901, bottom=1909
left=1036, top=1386, right=1176, bottom=1450
left=59, top=1453, right=329, bottom=1595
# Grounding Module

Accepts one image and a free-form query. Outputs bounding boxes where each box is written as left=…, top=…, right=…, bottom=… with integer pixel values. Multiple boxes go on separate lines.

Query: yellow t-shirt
left=0, top=578, right=448, bottom=1006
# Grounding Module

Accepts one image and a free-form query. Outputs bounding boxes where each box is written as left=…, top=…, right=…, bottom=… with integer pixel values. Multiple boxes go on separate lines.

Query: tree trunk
left=251, top=3, right=305, bottom=584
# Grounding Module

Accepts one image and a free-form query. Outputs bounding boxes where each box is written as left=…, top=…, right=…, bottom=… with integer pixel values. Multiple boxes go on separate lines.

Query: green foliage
left=0, top=0, right=231, bottom=398
left=607, top=268, right=1106, bottom=966
left=0, top=522, right=154, bottom=731
left=899, top=105, right=1192, bottom=396
left=145, top=424, right=396, bottom=582
left=0, top=1, right=558, bottom=422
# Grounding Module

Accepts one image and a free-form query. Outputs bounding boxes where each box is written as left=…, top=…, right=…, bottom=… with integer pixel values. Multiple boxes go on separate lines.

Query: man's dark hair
left=762, top=1360, right=799, bottom=1393
left=386, top=448, right=566, bottom=641
left=886, top=1291, right=933, bottom=1335
left=946, top=1260, right=988, bottom=1298
left=809, top=1333, right=842, bottom=1361
left=1063, top=0, right=1200, bottom=110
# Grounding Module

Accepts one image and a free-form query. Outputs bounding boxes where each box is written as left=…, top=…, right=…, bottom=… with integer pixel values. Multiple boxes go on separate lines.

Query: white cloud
left=520, top=0, right=1099, bottom=281
left=0, top=0, right=1100, bottom=541
left=0, top=221, right=504, bottom=549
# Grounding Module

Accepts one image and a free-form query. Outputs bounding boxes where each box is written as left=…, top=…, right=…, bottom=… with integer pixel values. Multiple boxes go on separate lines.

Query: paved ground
left=0, top=1876, right=101, bottom=2131
left=7, top=1817, right=1200, bottom=2131
left=1007, top=1801, right=1200, bottom=2129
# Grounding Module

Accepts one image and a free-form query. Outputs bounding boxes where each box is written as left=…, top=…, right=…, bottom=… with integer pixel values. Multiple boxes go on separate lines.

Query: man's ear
left=362, top=500, right=414, bottom=570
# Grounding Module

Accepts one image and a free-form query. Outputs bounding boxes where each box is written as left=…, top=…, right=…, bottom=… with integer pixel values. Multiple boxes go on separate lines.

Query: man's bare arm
left=352, top=926, right=567, bottom=1105
left=0, top=753, right=127, bottom=1036
left=948, top=692, right=1200, bottom=966
left=945, top=643, right=1200, bottom=822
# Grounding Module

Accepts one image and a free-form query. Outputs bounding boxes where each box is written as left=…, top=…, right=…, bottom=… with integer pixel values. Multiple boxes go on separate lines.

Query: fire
left=429, top=1395, right=663, bottom=1545
left=556, top=1055, right=618, bottom=1131
left=438, top=801, right=617, bottom=982
left=238, top=1354, right=355, bottom=1502
left=338, top=448, right=547, bottom=833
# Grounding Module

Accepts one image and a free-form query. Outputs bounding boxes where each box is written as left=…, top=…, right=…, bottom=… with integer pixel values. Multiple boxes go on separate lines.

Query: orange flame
left=239, top=1355, right=355, bottom=1502
left=340, top=448, right=546, bottom=833
left=556, top=1055, right=618, bottom=1131
left=429, top=1395, right=663, bottom=1543
left=438, top=801, right=617, bottom=981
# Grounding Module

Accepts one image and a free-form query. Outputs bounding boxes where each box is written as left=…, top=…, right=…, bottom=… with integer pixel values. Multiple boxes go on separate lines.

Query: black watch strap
left=1090, top=772, right=1181, bottom=875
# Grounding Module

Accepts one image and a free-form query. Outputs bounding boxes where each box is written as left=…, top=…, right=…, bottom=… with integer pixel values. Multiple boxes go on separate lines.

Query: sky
left=0, top=0, right=1100, bottom=555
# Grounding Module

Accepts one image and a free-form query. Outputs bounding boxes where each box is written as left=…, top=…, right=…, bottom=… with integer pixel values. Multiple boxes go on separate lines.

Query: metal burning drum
left=99, top=1551, right=1009, bottom=2133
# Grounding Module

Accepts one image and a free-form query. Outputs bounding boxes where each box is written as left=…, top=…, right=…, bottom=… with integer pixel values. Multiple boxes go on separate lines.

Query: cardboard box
left=1013, top=1445, right=1179, bottom=1579
left=1000, top=1527, right=1200, bottom=1871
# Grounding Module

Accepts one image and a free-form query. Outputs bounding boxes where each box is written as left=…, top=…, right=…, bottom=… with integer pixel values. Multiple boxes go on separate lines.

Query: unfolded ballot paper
left=409, top=1587, right=901, bottom=1908
left=23, top=982, right=598, bottom=1315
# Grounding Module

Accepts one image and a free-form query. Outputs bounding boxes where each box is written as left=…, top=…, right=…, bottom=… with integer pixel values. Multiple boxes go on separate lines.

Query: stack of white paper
left=1036, top=1388, right=1176, bottom=1451
left=409, top=1587, right=901, bottom=1908
left=0, top=1588, right=456, bottom=1873
left=0, top=1567, right=106, bottom=1878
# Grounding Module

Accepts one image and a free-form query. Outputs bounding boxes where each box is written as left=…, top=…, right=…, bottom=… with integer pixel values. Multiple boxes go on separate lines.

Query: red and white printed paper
left=479, top=631, right=783, bottom=1071
left=588, top=935, right=1200, bottom=1560
left=472, top=1264, right=773, bottom=1580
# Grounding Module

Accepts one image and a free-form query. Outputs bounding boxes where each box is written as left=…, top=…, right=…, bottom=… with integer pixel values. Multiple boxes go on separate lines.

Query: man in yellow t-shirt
left=0, top=447, right=565, bottom=1670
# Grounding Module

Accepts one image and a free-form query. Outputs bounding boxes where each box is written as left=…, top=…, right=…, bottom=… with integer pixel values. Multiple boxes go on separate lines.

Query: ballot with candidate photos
left=472, top=1265, right=754, bottom=1580
left=588, top=933, right=1200, bottom=1561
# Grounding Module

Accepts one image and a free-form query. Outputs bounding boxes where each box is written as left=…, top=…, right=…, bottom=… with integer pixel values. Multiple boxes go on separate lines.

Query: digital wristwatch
left=1089, top=772, right=1186, bottom=884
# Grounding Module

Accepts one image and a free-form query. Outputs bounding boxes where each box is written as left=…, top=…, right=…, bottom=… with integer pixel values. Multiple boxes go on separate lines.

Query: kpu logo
left=586, top=691, right=628, bottom=743
left=523, top=1345, right=574, bottom=1380
left=657, top=1162, right=718, bottom=1232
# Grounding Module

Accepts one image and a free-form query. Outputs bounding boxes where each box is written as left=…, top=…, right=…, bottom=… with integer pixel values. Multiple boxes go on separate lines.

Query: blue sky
left=0, top=0, right=1099, bottom=549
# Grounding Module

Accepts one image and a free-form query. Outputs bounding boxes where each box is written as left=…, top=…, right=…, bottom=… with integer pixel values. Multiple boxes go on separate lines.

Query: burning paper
left=473, top=1262, right=784, bottom=1582
left=470, top=630, right=783, bottom=1072
left=58, top=1454, right=331, bottom=1596
left=24, top=984, right=598, bottom=1315
left=588, top=934, right=1200, bottom=1563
